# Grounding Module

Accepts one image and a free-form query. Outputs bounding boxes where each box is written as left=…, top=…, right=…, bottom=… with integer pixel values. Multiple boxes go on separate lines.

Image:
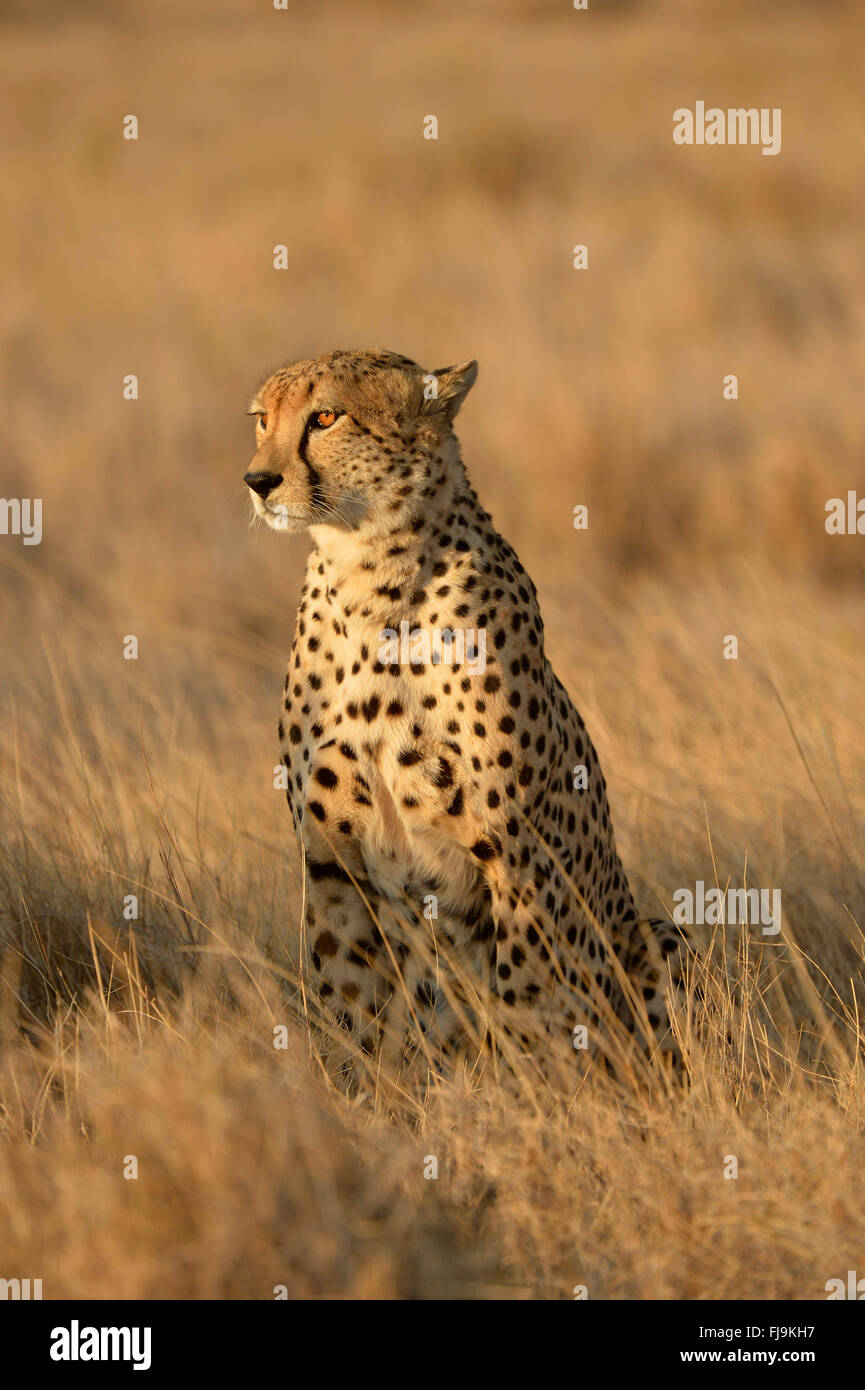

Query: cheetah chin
left=251, top=496, right=305, bottom=532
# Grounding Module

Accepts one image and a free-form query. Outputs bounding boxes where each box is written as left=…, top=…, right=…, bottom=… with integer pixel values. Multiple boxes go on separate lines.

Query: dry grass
left=1, top=0, right=864, bottom=1299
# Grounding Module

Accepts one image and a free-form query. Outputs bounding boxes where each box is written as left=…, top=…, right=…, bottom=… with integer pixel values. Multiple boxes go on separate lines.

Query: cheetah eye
left=310, top=409, right=341, bottom=430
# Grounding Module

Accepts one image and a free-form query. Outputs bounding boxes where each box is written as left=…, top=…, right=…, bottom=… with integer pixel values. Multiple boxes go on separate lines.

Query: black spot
left=309, top=860, right=350, bottom=883
left=431, top=758, right=454, bottom=788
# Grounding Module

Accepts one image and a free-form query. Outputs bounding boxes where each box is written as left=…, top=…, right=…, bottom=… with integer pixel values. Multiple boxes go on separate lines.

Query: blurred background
left=0, top=0, right=864, bottom=1299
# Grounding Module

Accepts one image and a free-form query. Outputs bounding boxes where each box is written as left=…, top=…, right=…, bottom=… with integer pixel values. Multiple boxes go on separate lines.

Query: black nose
left=244, top=470, right=283, bottom=499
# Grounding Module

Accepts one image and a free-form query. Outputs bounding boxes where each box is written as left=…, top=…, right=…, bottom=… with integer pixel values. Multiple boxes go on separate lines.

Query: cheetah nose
left=244, top=470, right=284, bottom=499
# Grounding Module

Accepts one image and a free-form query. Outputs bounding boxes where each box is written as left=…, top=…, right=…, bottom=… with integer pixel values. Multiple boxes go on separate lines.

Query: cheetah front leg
left=623, top=917, right=696, bottom=1072
left=301, top=834, right=395, bottom=1080
left=483, top=876, right=618, bottom=1065
left=302, top=837, right=446, bottom=1084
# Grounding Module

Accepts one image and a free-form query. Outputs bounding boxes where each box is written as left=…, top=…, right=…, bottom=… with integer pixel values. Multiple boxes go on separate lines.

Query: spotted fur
left=243, top=349, right=690, bottom=1075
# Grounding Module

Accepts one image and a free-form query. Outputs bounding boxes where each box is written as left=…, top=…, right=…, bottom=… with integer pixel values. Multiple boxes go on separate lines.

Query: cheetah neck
left=306, top=457, right=491, bottom=628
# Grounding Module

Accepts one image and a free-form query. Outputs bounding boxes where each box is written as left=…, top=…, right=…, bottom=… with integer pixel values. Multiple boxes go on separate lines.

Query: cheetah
left=243, top=349, right=690, bottom=1077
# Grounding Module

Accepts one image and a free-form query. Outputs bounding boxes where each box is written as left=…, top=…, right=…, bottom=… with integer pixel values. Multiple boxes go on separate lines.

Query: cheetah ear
left=421, top=359, right=478, bottom=421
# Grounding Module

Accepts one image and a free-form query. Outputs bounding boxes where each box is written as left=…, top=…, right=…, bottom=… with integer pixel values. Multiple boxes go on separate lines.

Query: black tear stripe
left=298, top=421, right=325, bottom=510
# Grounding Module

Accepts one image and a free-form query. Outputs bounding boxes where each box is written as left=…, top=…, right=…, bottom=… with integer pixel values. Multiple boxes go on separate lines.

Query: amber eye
left=311, top=409, right=339, bottom=430
left=257, top=413, right=268, bottom=432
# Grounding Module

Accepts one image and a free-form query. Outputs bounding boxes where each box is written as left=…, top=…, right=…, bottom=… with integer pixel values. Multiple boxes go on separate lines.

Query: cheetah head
left=244, top=348, right=477, bottom=535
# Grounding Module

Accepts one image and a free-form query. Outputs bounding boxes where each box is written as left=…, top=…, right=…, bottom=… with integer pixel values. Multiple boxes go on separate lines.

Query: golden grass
left=1, top=0, right=864, bottom=1298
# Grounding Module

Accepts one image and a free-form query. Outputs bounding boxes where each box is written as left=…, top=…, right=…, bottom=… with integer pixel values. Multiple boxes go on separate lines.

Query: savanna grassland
left=1, top=0, right=864, bottom=1299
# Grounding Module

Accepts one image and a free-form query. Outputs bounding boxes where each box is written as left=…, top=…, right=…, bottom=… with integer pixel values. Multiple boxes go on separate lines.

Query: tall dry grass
left=1, top=0, right=864, bottom=1298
